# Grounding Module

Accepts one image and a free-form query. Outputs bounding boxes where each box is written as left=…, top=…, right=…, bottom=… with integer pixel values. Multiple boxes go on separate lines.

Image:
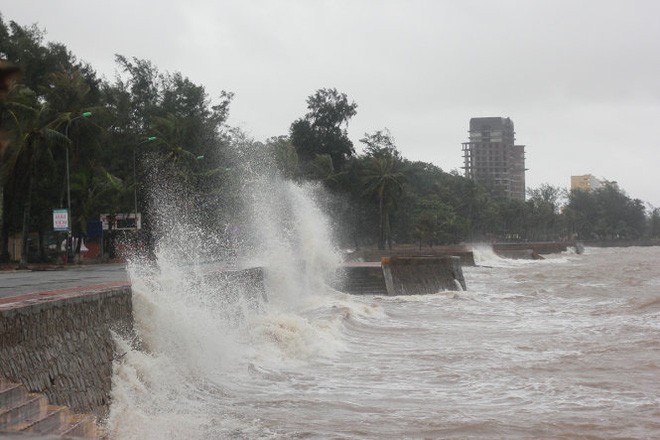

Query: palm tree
left=362, top=155, right=405, bottom=249
left=147, top=114, right=203, bottom=180
left=2, top=98, right=68, bottom=267
left=70, top=166, right=126, bottom=237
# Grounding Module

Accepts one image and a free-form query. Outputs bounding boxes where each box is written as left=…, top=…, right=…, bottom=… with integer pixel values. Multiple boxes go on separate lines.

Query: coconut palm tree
left=2, top=97, right=68, bottom=267
left=147, top=114, right=204, bottom=179
left=362, top=155, right=405, bottom=250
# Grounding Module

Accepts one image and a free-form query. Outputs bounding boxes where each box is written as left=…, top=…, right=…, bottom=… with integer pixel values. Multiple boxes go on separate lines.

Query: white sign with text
left=53, top=209, right=69, bottom=231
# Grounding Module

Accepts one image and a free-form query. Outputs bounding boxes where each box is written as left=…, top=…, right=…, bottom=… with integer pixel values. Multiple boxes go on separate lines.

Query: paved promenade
left=0, top=264, right=128, bottom=299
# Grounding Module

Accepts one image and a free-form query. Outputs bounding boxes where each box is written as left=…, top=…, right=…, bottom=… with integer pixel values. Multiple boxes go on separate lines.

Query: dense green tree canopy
left=565, top=183, right=647, bottom=240
left=290, top=88, right=357, bottom=172
left=1, top=14, right=657, bottom=264
left=0, top=16, right=235, bottom=262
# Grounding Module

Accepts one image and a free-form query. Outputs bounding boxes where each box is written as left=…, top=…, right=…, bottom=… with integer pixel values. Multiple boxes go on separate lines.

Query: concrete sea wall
left=492, top=242, right=569, bottom=255
left=347, top=247, right=476, bottom=266
left=335, top=257, right=467, bottom=295
left=383, top=256, right=466, bottom=295
left=348, top=242, right=583, bottom=264
left=0, top=283, right=133, bottom=419
left=494, top=248, right=544, bottom=260
left=334, top=264, right=388, bottom=295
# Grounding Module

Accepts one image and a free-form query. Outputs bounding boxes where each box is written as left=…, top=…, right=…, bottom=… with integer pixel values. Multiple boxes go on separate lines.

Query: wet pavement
left=0, top=264, right=128, bottom=299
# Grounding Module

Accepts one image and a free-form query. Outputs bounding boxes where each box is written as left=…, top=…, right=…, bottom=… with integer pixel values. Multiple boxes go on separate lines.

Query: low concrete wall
left=335, top=257, right=466, bottom=295
left=0, top=283, right=132, bottom=419
left=493, top=242, right=569, bottom=255
left=383, top=256, right=466, bottom=295
left=494, top=249, right=544, bottom=260
left=334, top=264, right=387, bottom=295
left=346, top=247, right=476, bottom=266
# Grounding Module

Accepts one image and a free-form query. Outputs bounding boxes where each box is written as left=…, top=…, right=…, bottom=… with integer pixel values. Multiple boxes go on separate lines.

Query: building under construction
left=461, top=117, right=526, bottom=201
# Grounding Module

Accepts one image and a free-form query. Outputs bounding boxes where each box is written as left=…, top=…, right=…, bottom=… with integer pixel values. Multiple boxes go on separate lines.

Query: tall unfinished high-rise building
left=461, top=117, right=526, bottom=201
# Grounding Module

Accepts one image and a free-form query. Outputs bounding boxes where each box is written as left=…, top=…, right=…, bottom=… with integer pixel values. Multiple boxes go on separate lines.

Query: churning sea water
left=104, top=178, right=659, bottom=439
left=107, top=246, right=660, bottom=439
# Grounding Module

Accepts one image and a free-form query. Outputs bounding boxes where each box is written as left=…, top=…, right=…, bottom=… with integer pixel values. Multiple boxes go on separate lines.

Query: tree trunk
left=19, top=174, right=34, bottom=268
left=385, top=212, right=392, bottom=250
left=38, top=229, right=46, bottom=262
left=352, top=203, right=360, bottom=250
left=377, top=189, right=385, bottom=250
left=0, top=185, right=10, bottom=263
left=0, top=227, right=8, bottom=263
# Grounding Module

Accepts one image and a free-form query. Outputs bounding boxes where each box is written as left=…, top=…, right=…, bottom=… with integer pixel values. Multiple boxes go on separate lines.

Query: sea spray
left=471, top=243, right=546, bottom=267
left=105, top=134, right=360, bottom=438
left=246, top=177, right=342, bottom=306
left=470, top=243, right=505, bottom=266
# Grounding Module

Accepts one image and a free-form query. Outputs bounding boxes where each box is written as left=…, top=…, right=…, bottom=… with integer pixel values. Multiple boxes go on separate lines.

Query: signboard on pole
left=53, top=209, right=69, bottom=231
left=100, top=213, right=141, bottom=230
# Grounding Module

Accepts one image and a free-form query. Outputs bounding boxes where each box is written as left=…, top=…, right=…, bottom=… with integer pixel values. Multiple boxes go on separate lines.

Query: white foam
left=107, top=141, right=348, bottom=438
left=470, top=244, right=507, bottom=266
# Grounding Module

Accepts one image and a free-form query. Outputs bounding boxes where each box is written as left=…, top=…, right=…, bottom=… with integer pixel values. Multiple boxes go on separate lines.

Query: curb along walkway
left=0, top=281, right=130, bottom=308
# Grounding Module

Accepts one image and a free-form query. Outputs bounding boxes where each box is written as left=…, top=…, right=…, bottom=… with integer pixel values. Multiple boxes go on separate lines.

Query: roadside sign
left=53, top=209, right=69, bottom=231
left=100, top=213, right=141, bottom=230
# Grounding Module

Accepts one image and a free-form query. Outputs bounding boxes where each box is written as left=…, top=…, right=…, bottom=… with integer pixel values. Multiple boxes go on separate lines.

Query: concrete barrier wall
left=494, top=249, right=544, bottom=260
left=347, top=248, right=476, bottom=266
left=333, top=264, right=388, bottom=295
left=451, top=251, right=475, bottom=266
left=349, top=242, right=580, bottom=262
left=335, top=257, right=467, bottom=295
left=0, top=284, right=133, bottom=419
left=382, top=256, right=466, bottom=295
left=492, top=242, right=569, bottom=255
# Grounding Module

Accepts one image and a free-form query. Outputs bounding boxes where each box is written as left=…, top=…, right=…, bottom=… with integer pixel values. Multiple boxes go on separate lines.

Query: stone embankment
left=0, top=282, right=132, bottom=422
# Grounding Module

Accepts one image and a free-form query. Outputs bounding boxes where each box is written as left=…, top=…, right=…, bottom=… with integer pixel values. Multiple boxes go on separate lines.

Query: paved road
left=0, top=264, right=129, bottom=299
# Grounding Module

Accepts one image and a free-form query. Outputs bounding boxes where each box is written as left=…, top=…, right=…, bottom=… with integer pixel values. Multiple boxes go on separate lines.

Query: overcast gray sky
left=4, top=0, right=660, bottom=206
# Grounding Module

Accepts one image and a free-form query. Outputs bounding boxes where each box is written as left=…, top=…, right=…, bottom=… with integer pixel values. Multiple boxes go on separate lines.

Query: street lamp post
left=64, top=111, right=92, bottom=263
left=134, top=137, right=157, bottom=230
